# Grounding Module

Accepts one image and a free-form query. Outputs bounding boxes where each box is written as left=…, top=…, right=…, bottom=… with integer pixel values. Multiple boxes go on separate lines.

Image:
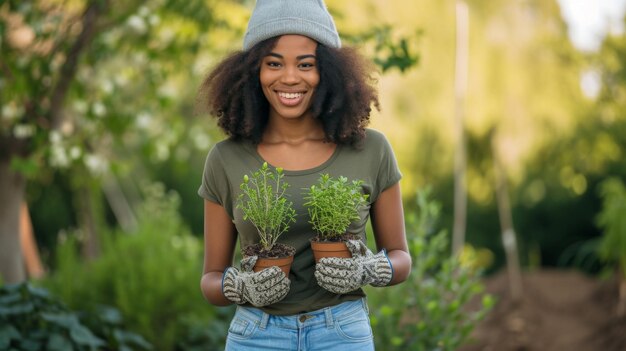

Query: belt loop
left=324, top=306, right=333, bottom=329
left=361, top=298, right=370, bottom=315
left=259, top=311, right=270, bottom=330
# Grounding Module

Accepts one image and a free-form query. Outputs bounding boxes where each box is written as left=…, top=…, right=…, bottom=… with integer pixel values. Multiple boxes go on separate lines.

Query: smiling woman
left=195, top=0, right=411, bottom=350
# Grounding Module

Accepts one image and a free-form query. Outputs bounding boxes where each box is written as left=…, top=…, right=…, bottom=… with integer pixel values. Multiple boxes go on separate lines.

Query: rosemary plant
left=236, top=162, right=296, bottom=252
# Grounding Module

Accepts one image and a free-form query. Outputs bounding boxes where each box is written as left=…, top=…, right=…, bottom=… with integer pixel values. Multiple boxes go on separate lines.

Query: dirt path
left=459, top=269, right=625, bottom=351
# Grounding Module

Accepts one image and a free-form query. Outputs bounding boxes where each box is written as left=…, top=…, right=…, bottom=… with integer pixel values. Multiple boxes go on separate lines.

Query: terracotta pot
left=253, top=255, right=294, bottom=276
left=244, top=243, right=296, bottom=276
left=311, top=240, right=352, bottom=263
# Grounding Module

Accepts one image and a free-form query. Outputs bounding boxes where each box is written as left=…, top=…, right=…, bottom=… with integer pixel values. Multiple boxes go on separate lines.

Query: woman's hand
left=222, top=256, right=291, bottom=307
left=314, top=240, right=393, bottom=294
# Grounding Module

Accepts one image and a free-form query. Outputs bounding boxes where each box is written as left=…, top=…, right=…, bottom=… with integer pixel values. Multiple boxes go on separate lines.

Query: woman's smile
left=277, top=91, right=306, bottom=106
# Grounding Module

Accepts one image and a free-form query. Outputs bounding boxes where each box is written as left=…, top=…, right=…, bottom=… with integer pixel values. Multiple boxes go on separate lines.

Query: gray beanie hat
left=243, top=0, right=341, bottom=51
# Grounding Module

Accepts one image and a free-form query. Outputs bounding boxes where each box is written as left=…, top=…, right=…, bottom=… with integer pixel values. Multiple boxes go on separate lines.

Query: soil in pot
left=243, top=242, right=296, bottom=276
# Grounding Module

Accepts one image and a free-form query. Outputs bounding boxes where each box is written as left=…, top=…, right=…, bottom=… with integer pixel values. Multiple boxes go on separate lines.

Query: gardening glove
left=221, top=256, right=290, bottom=307
left=315, top=240, right=393, bottom=294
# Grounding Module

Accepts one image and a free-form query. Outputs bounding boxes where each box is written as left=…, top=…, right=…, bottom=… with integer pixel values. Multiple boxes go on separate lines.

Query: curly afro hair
left=197, top=37, right=380, bottom=147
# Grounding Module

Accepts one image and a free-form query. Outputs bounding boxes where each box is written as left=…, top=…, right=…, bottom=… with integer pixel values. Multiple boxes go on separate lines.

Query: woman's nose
left=280, top=66, right=299, bottom=84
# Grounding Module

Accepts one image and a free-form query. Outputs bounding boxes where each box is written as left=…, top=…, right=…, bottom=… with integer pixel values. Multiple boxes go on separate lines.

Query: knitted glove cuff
left=221, top=267, right=246, bottom=304
left=368, top=249, right=394, bottom=287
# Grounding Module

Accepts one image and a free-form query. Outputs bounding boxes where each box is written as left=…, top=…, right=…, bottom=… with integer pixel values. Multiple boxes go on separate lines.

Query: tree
left=0, top=0, right=217, bottom=283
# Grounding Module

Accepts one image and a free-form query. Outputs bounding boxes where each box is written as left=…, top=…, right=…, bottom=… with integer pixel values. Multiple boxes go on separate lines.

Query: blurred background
left=1, top=0, right=626, bottom=350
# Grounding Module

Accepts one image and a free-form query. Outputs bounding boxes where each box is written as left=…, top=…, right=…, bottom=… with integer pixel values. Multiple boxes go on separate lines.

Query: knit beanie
left=243, top=0, right=341, bottom=51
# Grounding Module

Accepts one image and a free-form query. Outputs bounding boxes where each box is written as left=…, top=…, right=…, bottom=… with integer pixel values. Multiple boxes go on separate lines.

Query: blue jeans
left=224, top=298, right=375, bottom=351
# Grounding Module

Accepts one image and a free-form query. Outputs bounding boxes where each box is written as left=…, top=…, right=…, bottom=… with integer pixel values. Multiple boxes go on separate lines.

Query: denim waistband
left=234, top=298, right=368, bottom=331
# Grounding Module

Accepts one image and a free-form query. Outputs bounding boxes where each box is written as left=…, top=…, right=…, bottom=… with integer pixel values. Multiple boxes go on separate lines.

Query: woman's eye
left=266, top=61, right=281, bottom=68
left=299, top=62, right=315, bottom=69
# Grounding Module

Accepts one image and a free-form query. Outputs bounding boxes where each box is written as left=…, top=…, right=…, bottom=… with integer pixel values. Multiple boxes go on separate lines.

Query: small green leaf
left=41, top=312, right=79, bottom=329
left=46, top=334, right=73, bottom=351
left=25, top=285, right=50, bottom=299
left=114, top=329, right=153, bottom=350
left=0, top=293, right=21, bottom=305
left=97, top=305, right=123, bottom=325
left=10, top=156, right=40, bottom=178
left=0, top=302, right=34, bottom=316
left=391, top=336, right=404, bottom=346
left=69, top=324, right=104, bottom=347
left=18, top=338, right=41, bottom=351
left=0, top=284, right=22, bottom=295
left=0, top=325, right=21, bottom=348
left=380, top=305, right=393, bottom=316
left=482, top=295, right=496, bottom=308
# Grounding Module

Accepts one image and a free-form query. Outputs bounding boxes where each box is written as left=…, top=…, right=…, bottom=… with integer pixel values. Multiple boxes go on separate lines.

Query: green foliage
left=0, top=282, right=151, bottom=351
left=367, top=189, right=494, bottom=351
left=303, top=174, right=369, bottom=239
left=0, top=0, right=224, bottom=274
left=236, top=162, right=296, bottom=251
left=0, top=0, right=216, bottom=179
left=42, top=183, right=229, bottom=351
left=344, top=25, right=421, bottom=73
left=597, top=178, right=626, bottom=277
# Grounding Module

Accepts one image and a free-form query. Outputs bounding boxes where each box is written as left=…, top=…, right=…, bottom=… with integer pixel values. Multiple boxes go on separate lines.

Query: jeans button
left=299, top=315, right=306, bottom=323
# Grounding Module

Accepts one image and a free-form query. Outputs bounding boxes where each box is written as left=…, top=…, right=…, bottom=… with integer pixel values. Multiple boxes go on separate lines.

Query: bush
left=0, top=282, right=150, bottom=350
left=596, top=177, right=626, bottom=316
left=597, top=178, right=626, bottom=277
left=42, top=182, right=230, bottom=350
left=367, top=189, right=494, bottom=350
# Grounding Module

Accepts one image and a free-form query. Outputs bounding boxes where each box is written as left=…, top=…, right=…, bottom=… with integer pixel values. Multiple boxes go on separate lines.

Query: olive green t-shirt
left=198, top=128, right=402, bottom=315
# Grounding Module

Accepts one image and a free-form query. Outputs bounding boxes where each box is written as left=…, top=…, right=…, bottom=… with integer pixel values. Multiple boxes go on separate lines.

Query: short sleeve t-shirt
left=198, top=128, right=402, bottom=315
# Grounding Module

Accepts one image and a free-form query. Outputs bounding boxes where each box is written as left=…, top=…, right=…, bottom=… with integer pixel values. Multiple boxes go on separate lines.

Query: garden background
left=2, top=0, right=626, bottom=350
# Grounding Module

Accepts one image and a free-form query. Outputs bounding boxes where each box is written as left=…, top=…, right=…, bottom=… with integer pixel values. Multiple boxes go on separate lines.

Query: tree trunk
left=20, top=202, right=45, bottom=279
left=452, top=0, right=469, bottom=255
left=491, top=133, right=524, bottom=304
left=0, top=160, right=26, bottom=284
left=75, top=181, right=103, bottom=260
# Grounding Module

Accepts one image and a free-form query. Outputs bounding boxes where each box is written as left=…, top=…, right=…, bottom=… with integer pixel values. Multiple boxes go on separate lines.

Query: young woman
left=197, top=0, right=411, bottom=349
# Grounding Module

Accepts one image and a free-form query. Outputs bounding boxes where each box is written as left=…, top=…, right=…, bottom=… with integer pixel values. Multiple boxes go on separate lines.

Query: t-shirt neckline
left=245, top=141, right=343, bottom=176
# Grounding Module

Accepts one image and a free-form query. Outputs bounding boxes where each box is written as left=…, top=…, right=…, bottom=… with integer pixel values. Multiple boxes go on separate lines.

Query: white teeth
left=278, top=92, right=304, bottom=99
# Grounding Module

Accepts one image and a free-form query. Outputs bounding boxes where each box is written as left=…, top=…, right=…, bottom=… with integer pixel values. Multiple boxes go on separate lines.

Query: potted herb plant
left=236, top=162, right=297, bottom=276
left=303, top=174, right=369, bottom=262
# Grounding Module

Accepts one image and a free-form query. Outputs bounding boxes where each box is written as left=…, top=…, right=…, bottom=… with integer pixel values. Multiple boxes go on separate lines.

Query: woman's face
left=259, top=35, right=320, bottom=121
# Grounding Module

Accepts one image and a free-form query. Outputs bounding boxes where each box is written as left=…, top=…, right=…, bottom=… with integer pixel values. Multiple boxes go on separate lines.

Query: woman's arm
left=200, top=200, right=238, bottom=306
left=370, top=182, right=411, bottom=285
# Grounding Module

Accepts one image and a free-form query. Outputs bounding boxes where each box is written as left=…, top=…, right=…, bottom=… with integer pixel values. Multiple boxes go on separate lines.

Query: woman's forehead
left=270, top=35, right=318, bottom=54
